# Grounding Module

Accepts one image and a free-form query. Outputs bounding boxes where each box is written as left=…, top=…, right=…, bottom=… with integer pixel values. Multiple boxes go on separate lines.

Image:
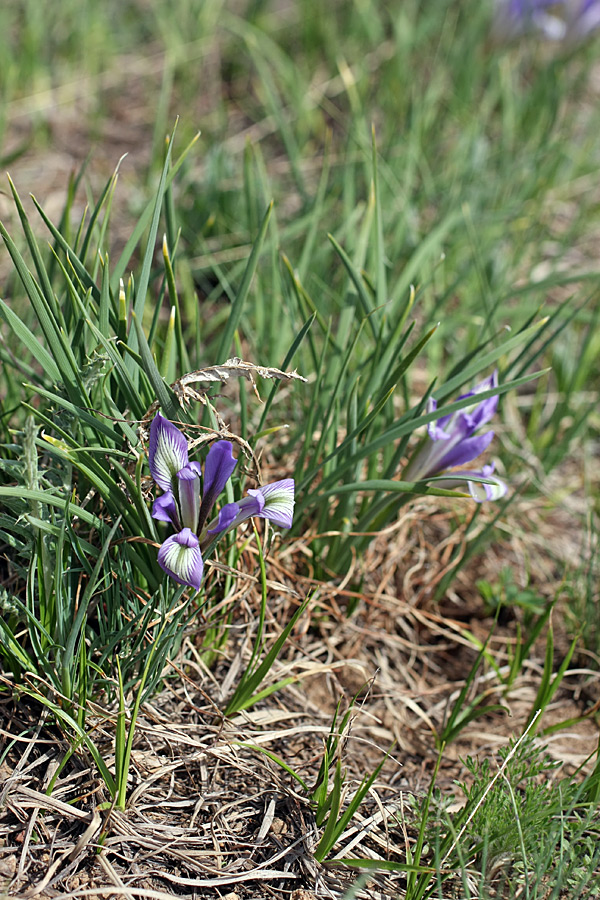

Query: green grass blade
left=0, top=298, right=61, bottom=383
left=132, top=312, right=180, bottom=420
left=130, top=124, right=178, bottom=357
left=0, top=221, right=84, bottom=399
left=216, top=200, right=273, bottom=362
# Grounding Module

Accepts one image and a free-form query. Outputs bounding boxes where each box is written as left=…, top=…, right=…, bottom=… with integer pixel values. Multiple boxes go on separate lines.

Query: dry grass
left=2, top=487, right=598, bottom=898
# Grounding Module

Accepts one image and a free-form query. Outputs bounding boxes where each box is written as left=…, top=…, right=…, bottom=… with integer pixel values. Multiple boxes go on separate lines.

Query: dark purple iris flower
left=148, top=414, right=294, bottom=589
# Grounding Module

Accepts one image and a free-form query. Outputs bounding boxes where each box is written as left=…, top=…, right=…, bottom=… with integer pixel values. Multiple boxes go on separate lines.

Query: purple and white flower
left=207, top=479, right=296, bottom=535
left=403, top=372, right=507, bottom=503
left=493, top=0, right=600, bottom=43
left=148, top=414, right=295, bottom=589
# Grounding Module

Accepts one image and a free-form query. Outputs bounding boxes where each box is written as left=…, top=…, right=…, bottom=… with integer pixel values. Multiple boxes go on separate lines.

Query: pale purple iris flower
left=493, top=0, right=600, bottom=42
left=148, top=414, right=295, bottom=589
left=403, top=372, right=507, bottom=503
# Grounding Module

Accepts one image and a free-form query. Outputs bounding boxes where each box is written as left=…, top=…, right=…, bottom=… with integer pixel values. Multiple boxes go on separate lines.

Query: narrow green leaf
left=326, top=858, right=433, bottom=874
left=435, top=319, right=548, bottom=401
left=225, top=597, right=310, bottom=716
left=6, top=175, right=59, bottom=316
left=0, top=298, right=61, bottom=383
left=0, top=220, right=83, bottom=398
left=27, top=385, right=121, bottom=443
left=62, top=517, right=122, bottom=679
left=160, top=305, right=177, bottom=383
left=328, top=233, right=378, bottom=340
left=162, top=234, right=189, bottom=374
left=0, top=488, right=102, bottom=527
left=323, top=479, right=470, bottom=498
left=110, top=132, right=200, bottom=294
left=132, top=312, right=180, bottom=420
left=256, top=312, right=314, bottom=434
left=79, top=161, right=122, bottom=265
left=371, top=126, right=386, bottom=312
left=98, top=253, right=111, bottom=337
left=20, top=687, right=116, bottom=796
left=130, top=124, right=178, bottom=354
left=234, top=743, right=309, bottom=792
left=29, top=194, right=100, bottom=302
left=216, top=201, right=273, bottom=362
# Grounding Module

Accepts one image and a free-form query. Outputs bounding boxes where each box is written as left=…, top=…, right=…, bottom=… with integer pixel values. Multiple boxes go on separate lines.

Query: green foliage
left=436, top=630, right=508, bottom=749
left=476, top=572, right=555, bottom=690
left=238, top=698, right=399, bottom=865
left=310, top=696, right=358, bottom=819
left=398, top=734, right=600, bottom=899
left=478, top=568, right=548, bottom=619
left=312, top=754, right=388, bottom=863
left=4, top=0, right=598, bottom=584
left=455, top=737, right=600, bottom=898
left=565, top=518, right=600, bottom=660
left=460, top=736, right=563, bottom=865
left=527, top=619, right=579, bottom=732
left=158, top=0, right=600, bottom=577
left=296, top=690, right=393, bottom=863
left=0, top=137, right=183, bottom=728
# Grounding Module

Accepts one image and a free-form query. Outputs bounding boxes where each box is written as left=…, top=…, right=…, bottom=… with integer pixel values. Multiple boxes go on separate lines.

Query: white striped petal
left=253, top=479, right=295, bottom=528
left=149, top=413, right=189, bottom=491
left=157, top=528, right=203, bottom=589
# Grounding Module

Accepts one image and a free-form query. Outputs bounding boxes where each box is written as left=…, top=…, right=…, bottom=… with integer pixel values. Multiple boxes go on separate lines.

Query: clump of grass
left=0, top=128, right=307, bottom=808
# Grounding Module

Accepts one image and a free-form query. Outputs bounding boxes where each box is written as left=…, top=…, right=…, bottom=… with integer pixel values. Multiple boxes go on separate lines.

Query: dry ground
left=2, top=492, right=598, bottom=899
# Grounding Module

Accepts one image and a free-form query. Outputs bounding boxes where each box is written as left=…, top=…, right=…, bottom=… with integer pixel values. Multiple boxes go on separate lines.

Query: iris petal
left=252, top=479, right=295, bottom=529
left=198, top=441, right=237, bottom=529
left=149, top=414, right=189, bottom=491
left=177, top=464, right=201, bottom=532
left=206, top=480, right=294, bottom=535
left=434, top=430, right=494, bottom=471
left=157, top=528, right=203, bottom=589
left=206, top=501, right=243, bottom=534
left=152, top=491, right=179, bottom=528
